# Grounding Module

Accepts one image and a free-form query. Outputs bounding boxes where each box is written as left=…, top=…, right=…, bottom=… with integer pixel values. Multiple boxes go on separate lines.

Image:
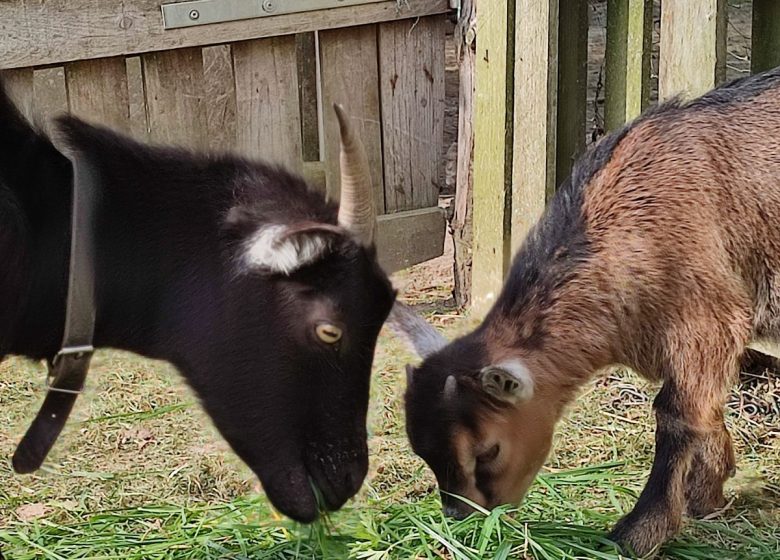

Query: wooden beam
left=376, top=207, right=446, bottom=273
left=0, top=0, right=449, bottom=70
left=555, top=0, right=588, bottom=186
left=752, top=0, right=780, bottom=74
left=605, top=0, right=653, bottom=130
left=511, top=0, right=558, bottom=253
left=451, top=0, right=477, bottom=308
left=471, top=0, right=514, bottom=315
left=659, top=0, right=727, bottom=101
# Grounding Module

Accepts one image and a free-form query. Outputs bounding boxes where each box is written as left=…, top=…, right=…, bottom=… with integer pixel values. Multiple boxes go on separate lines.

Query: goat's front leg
left=608, top=381, right=697, bottom=557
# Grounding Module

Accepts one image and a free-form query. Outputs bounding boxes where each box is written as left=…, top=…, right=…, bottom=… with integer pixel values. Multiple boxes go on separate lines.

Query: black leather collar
left=13, top=150, right=97, bottom=474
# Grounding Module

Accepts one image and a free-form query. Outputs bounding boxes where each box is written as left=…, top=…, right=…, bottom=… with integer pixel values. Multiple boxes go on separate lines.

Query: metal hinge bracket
left=162, top=0, right=387, bottom=30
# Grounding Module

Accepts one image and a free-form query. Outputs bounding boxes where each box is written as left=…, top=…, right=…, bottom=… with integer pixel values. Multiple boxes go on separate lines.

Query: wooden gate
left=0, top=0, right=451, bottom=273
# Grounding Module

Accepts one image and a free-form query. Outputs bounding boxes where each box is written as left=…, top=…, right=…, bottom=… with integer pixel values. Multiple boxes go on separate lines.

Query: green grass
left=1, top=304, right=778, bottom=559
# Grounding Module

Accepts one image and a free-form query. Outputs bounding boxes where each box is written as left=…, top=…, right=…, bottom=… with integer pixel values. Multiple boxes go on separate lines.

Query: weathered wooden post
left=752, top=0, right=780, bottom=74
left=511, top=0, right=558, bottom=253
left=604, top=0, right=653, bottom=130
left=451, top=0, right=477, bottom=308
left=471, top=0, right=514, bottom=315
left=471, top=0, right=563, bottom=315
left=659, top=0, right=727, bottom=101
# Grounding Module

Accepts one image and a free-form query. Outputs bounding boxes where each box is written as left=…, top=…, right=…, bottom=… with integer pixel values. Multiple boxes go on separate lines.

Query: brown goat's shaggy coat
left=402, top=67, right=780, bottom=556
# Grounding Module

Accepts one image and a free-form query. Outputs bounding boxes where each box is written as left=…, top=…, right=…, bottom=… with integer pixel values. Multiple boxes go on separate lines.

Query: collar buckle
left=45, top=345, right=94, bottom=395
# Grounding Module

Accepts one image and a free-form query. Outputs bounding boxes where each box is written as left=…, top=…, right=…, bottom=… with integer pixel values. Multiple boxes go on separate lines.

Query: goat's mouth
left=256, top=453, right=366, bottom=523
left=304, top=447, right=368, bottom=512
left=255, top=461, right=321, bottom=523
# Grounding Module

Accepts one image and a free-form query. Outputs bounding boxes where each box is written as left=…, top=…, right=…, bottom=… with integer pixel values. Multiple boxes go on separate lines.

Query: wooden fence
left=470, top=0, right=780, bottom=314
left=0, top=0, right=452, bottom=274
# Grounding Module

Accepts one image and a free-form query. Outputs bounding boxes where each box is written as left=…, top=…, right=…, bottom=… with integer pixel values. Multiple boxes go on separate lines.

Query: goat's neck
left=482, top=284, right=619, bottom=394
left=7, top=188, right=71, bottom=360
left=8, top=185, right=170, bottom=363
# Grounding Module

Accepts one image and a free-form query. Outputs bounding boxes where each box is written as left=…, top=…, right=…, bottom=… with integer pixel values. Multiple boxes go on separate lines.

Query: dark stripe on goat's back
left=684, top=65, right=780, bottom=110
left=489, top=123, right=631, bottom=337
left=488, top=64, right=780, bottom=339
left=634, top=65, right=780, bottom=121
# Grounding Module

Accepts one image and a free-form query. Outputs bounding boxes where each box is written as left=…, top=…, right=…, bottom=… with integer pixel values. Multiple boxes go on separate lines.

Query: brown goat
left=392, top=67, right=780, bottom=556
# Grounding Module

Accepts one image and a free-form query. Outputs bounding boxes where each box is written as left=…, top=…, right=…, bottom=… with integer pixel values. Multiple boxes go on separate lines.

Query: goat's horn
left=334, top=103, right=375, bottom=246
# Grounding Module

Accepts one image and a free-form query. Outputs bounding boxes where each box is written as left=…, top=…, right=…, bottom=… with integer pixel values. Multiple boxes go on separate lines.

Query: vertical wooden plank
left=202, top=44, right=238, bottom=152
left=143, top=48, right=208, bottom=149
left=659, top=0, right=727, bottom=100
left=2, top=68, right=34, bottom=123
left=555, top=0, right=588, bottom=186
left=233, top=36, right=303, bottom=173
left=472, top=0, right=514, bottom=315
left=452, top=0, right=477, bottom=308
left=605, top=0, right=653, bottom=130
left=320, top=25, right=384, bottom=211
left=379, top=16, right=446, bottom=213
left=511, top=0, right=558, bottom=254
left=66, top=57, right=130, bottom=133
left=297, top=33, right=321, bottom=162
left=32, top=67, right=69, bottom=132
left=126, top=56, right=149, bottom=141
left=751, top=0, right=780, bottom=74
left=715, top=0, right=727, bottom=86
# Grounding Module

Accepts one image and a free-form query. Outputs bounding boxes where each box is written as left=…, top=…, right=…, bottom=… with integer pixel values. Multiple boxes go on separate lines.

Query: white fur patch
left=480, top=359, right=534, bottom=403
left=243, top=225, right=330, bottom=275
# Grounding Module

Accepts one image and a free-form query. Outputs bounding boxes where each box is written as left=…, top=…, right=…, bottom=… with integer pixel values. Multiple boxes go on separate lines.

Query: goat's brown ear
left=479, top=360, right=534, bottom=405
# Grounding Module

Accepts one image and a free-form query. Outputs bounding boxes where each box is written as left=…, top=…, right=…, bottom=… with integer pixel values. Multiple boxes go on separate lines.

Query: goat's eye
left=476, top=444, right=499, bottom=464
left=315, top=323, right=343, bottom=344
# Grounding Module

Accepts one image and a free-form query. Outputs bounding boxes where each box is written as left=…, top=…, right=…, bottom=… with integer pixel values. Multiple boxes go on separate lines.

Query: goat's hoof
left=685, top=492, right=726, bottom=519
left=608, top=510, right=679, bottom=558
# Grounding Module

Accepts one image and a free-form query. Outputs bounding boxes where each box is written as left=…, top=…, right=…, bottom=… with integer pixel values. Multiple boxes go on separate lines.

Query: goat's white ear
left=242, top=223, right=344, bottom=275
left=386, top=302, right=449, bottom=359
left=479, top=360, right=534, bottom=404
